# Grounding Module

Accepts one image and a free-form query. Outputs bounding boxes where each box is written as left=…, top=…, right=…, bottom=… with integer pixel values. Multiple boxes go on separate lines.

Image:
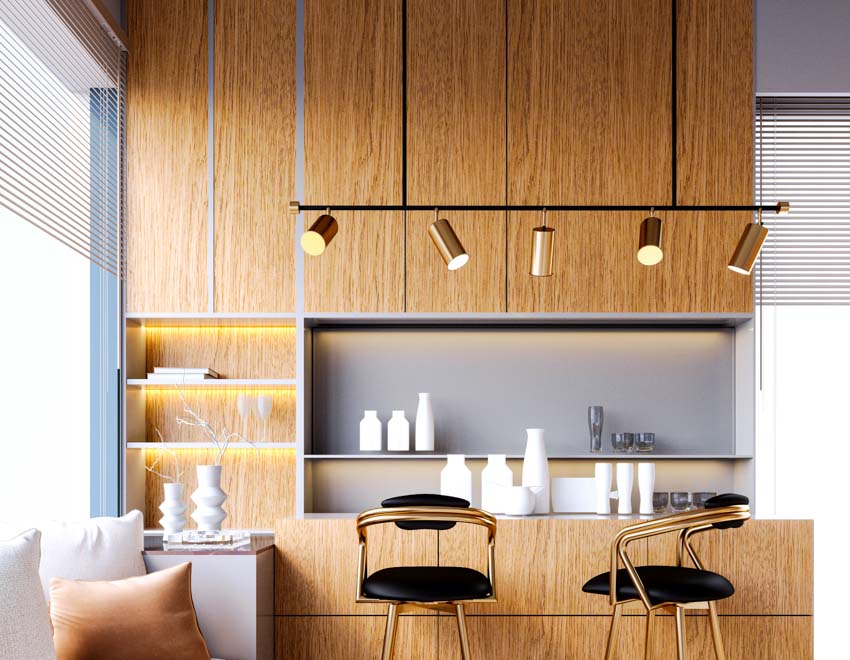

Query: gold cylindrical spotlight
left=637, top=209, right=663, bottom=266
left=428, top=209, right=469, bottom=270
left=300, top=208, right=338, bottom=256
left=728, top=210, right=769, bottom=275
left=530, top=208, right=555, bottom=277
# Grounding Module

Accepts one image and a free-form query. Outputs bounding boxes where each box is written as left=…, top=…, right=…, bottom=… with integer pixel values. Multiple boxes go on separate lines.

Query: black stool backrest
left=381, top=493, right=470, bottom=530
left=704, top=493, right=749, bottom=529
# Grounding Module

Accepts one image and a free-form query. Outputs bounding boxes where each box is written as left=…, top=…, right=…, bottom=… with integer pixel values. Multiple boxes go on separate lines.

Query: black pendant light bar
left=289, top=203, right=788, bottom=213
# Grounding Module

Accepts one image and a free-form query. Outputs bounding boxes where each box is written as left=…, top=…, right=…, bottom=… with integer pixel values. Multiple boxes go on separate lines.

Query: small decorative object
left=236, top=394, right=254, bottom=436
left=359, top=410, right=382, bottom=451
left=256, top=395, right=273, bottom=442
left=387, top=410, right=410, bottom=451
left=415, top=393, right=435, bottom=451
left=622, top=433, right=635, bottom=453
left=588, top=406, right=604, bottom=453
left=595, top=463, right=614, bottom=514
left=481, top=454, right=513, bottom=513
left=191, top=465, right=227, bottom=531
left=552, top=477, right=596, bottom=513
left=638, top=463, right=656, bottom=514
left=635, top=432, right=656, bottom=453
left=164, top=530, right=250, bottom=550
left=652, top=492, right=669, bottom=513
left=611, top=433, right=627, bottom=453
left=159, top=483, right=187, bottom=535
left=616, top=463, right=634, bottom=514
left=691, top=491, right=717, bottom=509
left=670, top=492, right=690, bottom=512
left=440, top=455, right=472, bottom=503
left=503, top=486, right=537, bottom=516
left=522, top=428, right=550, bottom=514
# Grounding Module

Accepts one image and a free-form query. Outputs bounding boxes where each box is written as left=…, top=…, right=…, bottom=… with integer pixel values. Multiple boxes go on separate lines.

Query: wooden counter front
left=274, top=517, right=812, bottom=659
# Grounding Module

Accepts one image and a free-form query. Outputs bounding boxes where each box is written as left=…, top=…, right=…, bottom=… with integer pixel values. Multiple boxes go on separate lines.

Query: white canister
left=359, top=410, right=382, bottom=451
left=616, top=463, right=634, bottom=515
left=595, top=463, right=613, bottom=514
left=440, top=455, right=472, bottom=503
left=481, top=454, right=513, bottom=513
left=503, top=486, right=536, bottom=516
left=415, top=393, right=435, bottom=451
left=522, top=428, right=550, bottom=514
left=638, top=463, right=656, bottom=515
left=387, top=410, right=410, bottom=451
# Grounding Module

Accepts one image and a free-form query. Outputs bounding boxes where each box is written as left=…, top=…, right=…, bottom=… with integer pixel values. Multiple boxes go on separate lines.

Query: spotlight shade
left=728, top=222, right=769, bottom=275
left=428, top=218, right=469, bottom=270
left=530, top=226, right=555, bottom=277
left=637, top=215, right=663, bottom=266
left=301, top=214, right=338, bottom=256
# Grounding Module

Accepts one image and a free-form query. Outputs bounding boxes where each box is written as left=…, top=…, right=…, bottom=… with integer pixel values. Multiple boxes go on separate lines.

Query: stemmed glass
left=237, top=394, right=254, bottom=439
left=256, top=395, right=273, bottom=443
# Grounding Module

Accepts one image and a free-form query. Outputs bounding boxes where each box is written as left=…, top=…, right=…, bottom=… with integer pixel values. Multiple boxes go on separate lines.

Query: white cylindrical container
left=522, top=428, right=550, bottom=514
left=503, top=486, right=536, bottom=516
left=441, top=455, right=472, bottom=503
left=415, top=393, right=435, bottom=451
left=159, top=482, right=187, bottom=535
left=638, top=463, right=656, bottom=515
left=481, top=454, right=513, bottom=513
left=359, top=410, right=382, bottom=451
left=595, top=463, right=613, bottom=514
left=191, top=465, right=228, bottom=531
left=616, top=463, right=634, bottom=515
left=387, top=410, right=410, bottom=451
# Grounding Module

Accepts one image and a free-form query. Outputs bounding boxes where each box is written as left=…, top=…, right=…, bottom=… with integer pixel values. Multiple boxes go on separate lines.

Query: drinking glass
left=691, top=492, right=717, bottom=508
left=622, top=432, right=635, bottom=453
left=611, top=433, right=627, bottom=453
left=652, top=492, right=669, bottom=513
left=588, top=406, right=604, bottom=453
left=670, top=492, right=690, bottom=511
left=635, top=432, right=655, bottom=452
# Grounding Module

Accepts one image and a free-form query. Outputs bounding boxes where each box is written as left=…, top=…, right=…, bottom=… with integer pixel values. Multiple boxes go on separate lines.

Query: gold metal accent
left=638, top=210, right=663, bottom=266
left=530, top=208, right=555, bottom=277
left=301, top=210, right=338, bottom=256
left=287, top=200, right=301, bottom=215
left=728, top=218, right=768, bottom=275
left=428, top=209, right=469, bottom=270
left=777, top=200, right=790, bottom=214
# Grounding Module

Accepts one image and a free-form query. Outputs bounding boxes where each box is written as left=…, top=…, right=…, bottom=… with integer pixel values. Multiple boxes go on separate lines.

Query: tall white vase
left=387, top=410, right=410, bottom=451
left=441, top=455, right=472, bottom=503
left=159, top=482, right=187, bottom=535
left=415, top=393, right=435, bottom=451
left=191, top=465, right=228, bottom=531
left=522, top=428, right=550, bottom=514
left=638, top=463, right=656, bottom=515
left=481, top=454, right=513, bottom=513
left=616, top=463, right=634, bottom=515
left=360, top=410, right=382, bottom=451
left=594, top=463, right=614, bottom=514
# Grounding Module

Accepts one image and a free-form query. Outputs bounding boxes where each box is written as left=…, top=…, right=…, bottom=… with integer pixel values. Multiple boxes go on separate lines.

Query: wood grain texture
left=507, top=211, right=753, bottom=313
left=213, top=0, right=296, bottom=312
left=126, top=0, right=208, bottom=312
left=145, top=325, right=296, bottom=379
left=406, top=211, right=506, bottom=312
left=303, top=211, right=404, bottom=312
left=275, top=519, right=438, bottom=615
left=144, top=448, right=295, bottom=529
left=646, top=519, right=813, bottom=615
left=304, top=0, right=402, bottom=204
left=407, top=0, right=506, bottom=204
left=677, top=0, right=753, bottom=205
left=508, top=0, right=672, bottom=205
left=276, top=615, right=438, bottom=660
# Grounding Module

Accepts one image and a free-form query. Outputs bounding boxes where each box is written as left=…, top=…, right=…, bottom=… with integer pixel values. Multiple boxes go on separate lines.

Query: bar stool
left=582, top=493, right=750, bottom=660
left=355, top=494, right=497, bottom=660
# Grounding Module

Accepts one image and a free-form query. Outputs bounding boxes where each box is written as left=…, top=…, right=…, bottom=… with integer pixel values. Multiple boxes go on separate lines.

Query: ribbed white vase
left=191, top=465, right=228, bottom=531
left=159, top=482, right=187, bottom=535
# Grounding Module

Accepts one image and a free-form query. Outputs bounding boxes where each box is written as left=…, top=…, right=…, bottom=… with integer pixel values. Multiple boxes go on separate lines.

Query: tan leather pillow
left=49, top=562, right=210, bottom=660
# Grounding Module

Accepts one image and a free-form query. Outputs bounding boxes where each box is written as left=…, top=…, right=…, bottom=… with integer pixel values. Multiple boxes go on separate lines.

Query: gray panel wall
left=310, top=328, right=735, bottom=456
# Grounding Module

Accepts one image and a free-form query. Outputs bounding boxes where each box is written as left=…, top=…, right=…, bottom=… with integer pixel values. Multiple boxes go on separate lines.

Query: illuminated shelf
left=304, top=453, right=752, bottom=460
left=126, top=312, right=296, bottom=327
left=128, top=442, right=296, bottom=449
left=127, top=379, right=296, bottom=390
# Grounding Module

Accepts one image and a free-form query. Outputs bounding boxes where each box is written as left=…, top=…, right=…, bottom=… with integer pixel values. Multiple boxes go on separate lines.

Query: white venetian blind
left=0, top=0, right=126, bottom=277
left=757, top=97, right=850, bottom=304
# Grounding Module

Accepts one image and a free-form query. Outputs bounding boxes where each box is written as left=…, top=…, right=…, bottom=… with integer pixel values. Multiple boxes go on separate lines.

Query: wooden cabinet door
left=213, top=0, right=296, bottom=312
left=126, top=0, right=208, bottom=313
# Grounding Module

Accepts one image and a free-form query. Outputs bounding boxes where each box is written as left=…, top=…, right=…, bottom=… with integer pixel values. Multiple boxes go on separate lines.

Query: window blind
left=757, top=97, right=850, bottom=305
left=0, top=0, right=126, bottom=277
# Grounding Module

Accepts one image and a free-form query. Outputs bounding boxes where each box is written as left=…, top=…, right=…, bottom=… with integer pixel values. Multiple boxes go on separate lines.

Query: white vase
left=359, top=410, right=382, bottom=451
left=481, top=454, right=513, bottom=513
left=191, top=465, right=228, bottom=531
left=595, top=463, right=614, bottom=514
left=522, top=428, right=550, bottom=514
left=440, top=455, right=472, bottom=503
left=616, top=463, right=634, bottom=515
left=387, top=410, right=410, bottom=451
left=638, top=463, right=656, bottom=515
left=159, top=482, right=187, bottom=535
left=503, top=486, right=536, bottom=516
left=415, top=393, right=435, bottom=451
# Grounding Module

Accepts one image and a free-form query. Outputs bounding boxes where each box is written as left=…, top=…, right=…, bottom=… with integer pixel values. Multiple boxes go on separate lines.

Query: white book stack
left=146, top=367, right=220, bottom=384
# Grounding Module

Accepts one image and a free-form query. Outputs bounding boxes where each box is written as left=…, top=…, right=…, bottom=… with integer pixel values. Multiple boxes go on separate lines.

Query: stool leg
left=707, top=602, right=726, bottom=660
left=455, top=604, right=471, bottom=660
left=605, top=604, right=623, bottom=660
left=675, top=606, right=687, bottom=660
left=644, top=609, right=655, bottom=660
left=381, top=603, right=399, bottom=660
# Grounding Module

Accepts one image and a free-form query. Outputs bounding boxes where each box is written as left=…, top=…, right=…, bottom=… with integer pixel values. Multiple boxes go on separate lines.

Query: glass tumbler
left=622, top=432, right=635, bottom=453
left=691, top=492, right=717, bottom=508
left=588, top=406, right=604, bottom=453
left=670, top=492, right=690, bottom=511
left=652, top=492, right=669, bottom=513
left=611, top=433, right=627, bottom=453
left=635, top=432, right=655, bottom=452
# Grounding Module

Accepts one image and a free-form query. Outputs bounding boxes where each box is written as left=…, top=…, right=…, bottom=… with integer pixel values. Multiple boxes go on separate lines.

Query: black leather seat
left=362, top=566, right=493, bottom=602
left=582, top=565, right=735, bottom=605
left=381, top=493, right=470, bottom=531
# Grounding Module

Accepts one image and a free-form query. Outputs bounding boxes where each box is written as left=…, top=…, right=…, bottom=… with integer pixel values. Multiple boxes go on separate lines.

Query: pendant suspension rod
left=289, top=202, right=790, bottom=214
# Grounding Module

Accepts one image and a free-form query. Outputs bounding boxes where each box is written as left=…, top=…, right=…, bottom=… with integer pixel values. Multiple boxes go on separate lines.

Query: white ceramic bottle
left=387, top=410, right=410, bottom=451
left=594, top=463, right=614, bottom=514
left=481, top=454, right=513, bottom=513
left=616, top=463, right=634, bottom=515
left=415, top=393, right=435, bottom=451
left=638, top=463, right=656, bottom=515
left=359, top=410, right=382, bottom=451
left=441, top=455, right=472, bottom=503
left=522, top=428, right=550, bottom=514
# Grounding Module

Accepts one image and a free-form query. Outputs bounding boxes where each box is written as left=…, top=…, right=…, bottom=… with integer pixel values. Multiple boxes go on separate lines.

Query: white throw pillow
left=38, top=510, right=146, bottom=601
left=0, top=529, right=56, bottom=660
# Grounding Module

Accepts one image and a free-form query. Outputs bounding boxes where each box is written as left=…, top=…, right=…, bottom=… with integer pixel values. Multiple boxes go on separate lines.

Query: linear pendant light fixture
left=530, top=208, right=555, bottom=277
left=637, top=208, right=663, bottom=266
left=300, top=207, right=338, bottom=256
left=428, top=208, right=469, bottom=270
